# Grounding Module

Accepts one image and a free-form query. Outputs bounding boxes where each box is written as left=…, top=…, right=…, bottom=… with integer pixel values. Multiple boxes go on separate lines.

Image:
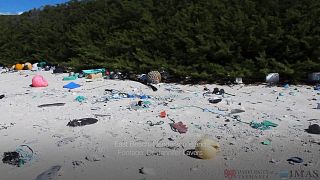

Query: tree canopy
left=0, top=0, right=319, bottom=82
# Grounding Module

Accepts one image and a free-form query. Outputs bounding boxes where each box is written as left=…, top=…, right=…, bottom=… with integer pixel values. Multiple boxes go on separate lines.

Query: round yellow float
left=24, top=62, right=32, bottom=70
left=195, top=137, right=220, bottom=159
left=15, top=64, right=24, bottom=70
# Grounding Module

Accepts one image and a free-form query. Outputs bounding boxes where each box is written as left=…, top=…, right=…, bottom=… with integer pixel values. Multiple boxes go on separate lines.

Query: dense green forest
left=0, top=0, right=319, bottom=82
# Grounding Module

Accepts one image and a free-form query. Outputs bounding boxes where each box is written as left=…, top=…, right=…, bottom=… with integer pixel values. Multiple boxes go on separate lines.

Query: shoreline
left=0, top=70, right=319, bottom=180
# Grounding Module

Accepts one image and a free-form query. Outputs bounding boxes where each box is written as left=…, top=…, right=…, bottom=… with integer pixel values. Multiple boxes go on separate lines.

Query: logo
left=279, top=171, right=289, bottom=179
left=279, top=170, right=319, bottom=179
left=224, top=169, right=236, bottom=179
left=224, top=169, right=271, bottom=179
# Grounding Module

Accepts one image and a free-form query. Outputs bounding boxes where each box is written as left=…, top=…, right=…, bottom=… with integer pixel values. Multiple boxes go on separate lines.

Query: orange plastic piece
left=160, top=111, right=166, bottom=118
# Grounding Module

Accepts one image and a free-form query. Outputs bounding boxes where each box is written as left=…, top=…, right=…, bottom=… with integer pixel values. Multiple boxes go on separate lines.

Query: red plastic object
left=160, top=111, right=166, bottom=118
left=172, top=121, right=188, bottom=134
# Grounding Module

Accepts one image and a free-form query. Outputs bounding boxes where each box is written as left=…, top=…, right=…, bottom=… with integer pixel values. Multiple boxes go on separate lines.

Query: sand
left=0, top=70, right=319, bottom=180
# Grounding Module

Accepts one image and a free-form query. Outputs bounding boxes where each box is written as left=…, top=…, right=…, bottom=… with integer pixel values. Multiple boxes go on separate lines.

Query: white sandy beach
left=0, top=70, right=319, bottom=180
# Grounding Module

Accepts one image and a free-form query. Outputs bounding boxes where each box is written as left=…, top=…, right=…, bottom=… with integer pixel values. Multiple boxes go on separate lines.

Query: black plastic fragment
left=38, top=103, right=65, bottom=108
left=2, top=151, right=20, bottom=166
left=67, top=118, right=98, bottom=127
left=306, top=124, right=320, bottom=134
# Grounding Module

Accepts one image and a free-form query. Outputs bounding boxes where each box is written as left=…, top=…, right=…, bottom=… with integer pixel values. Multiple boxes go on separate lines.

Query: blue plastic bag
left=63, top=82, right=81, bottom=89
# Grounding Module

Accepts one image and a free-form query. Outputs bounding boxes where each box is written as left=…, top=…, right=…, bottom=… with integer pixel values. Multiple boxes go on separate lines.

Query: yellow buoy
left=15, top=64, right=24, bottom=70
left=24, top=62, right=32, bottom=70
left=195, top=137, right=220, bottom=159
left=147, top=71, right=161, bottom=84
left=87, top=73, right=103, bottom=79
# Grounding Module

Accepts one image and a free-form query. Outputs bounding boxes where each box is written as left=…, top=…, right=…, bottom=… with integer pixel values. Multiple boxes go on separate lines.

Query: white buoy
left=308, top=72, right=320, bottom=82
left=266, top=73, right=279, bottom=85
left=235, top=77, right=243, bottom=84
left=32, top=63, right=38, bottom=71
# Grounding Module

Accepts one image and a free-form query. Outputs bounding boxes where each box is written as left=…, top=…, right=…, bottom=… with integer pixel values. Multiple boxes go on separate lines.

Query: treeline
left=0, top=0, right=319, bottom=82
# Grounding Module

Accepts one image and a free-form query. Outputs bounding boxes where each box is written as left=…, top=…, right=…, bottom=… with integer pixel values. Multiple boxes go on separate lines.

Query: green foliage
left=0, top=0, right=319, bottom=82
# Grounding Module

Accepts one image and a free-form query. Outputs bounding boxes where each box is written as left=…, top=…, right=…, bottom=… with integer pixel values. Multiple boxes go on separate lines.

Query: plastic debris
left=284, top=84, right=290, bottom=89
left=67, top=118, right=98, bottom=127
left=14, top=63, right=24, bottom=70
left=23, top=63, right=31, bottom=70
left=38, top=103, right=65, bottom=108
left=308, top=73, right=320, bottom=82
left=138, top=74, right=147, bottom=82
left=269, top=159, right=279, bottom=163
left=146, top=71, right=161, bottom=84
left=140, top=95, right=149, bottom=99
left=250, top=120, right=278, bottom=130
left=53, top=66, right=65, bottom=73
left=159, top=111, right=166, bottom=118
left=266, top=73, right=279, bottom=84
left=306, top=124, right=320, bottom=134
left=209, top=98, right=222, bottom=104
left=87, top=73, right=103, bottom=79
left=63, top=82, right=80, bottom=89
left=235, top=77, right=243, bottom=84
left=146, top=83, right=158, bottom=91
left=36, top=165, right=62, bottom=180
left=287, top=157, right=303, bottom=164
left=171, top=121, right=188, bottom=134
left=127, top=93, right=135, bottom=98
left=139, top=167, right=155, bottom=175
left=212, top=88, right=219, bottom=94
left=195, top=137, right=220, bottom=159
left=105, top=89, right=128, bottom=99
left=63, top=76, right=77, bottom=81
left=37, top=61, right=47, bottom=68
left=2, top=151, right=20, bottom=166
left=75, top=96, right=86, bottom=102
left=63, top=73, right=78, bottom=81
left=230, top=108, right=245, bottom=114
left=130, top=101, right=151, bottom=110
left=261, top=140, right=271, bottom=145
left=82, top=68, right=106, bottom=76
left=32, top=75, right=48, bottom=87
left=109, top=71, right=123, bottom=79
left=2, top=145, right=34, bottom=167
left=85, top=155, right=101, bottom=162
left=289, top=92, right=296, bottom=96
left=93, top=96, right=109, bottom=103
left=212, top=88, right=225, bottom=95
left=146, top=120, right=164, bottom=126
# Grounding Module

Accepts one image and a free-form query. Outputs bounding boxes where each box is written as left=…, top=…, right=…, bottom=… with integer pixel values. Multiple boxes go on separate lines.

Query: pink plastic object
left=172, top=121, right=188, bottom=134
left=32, top=75, right=48, bottom=87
